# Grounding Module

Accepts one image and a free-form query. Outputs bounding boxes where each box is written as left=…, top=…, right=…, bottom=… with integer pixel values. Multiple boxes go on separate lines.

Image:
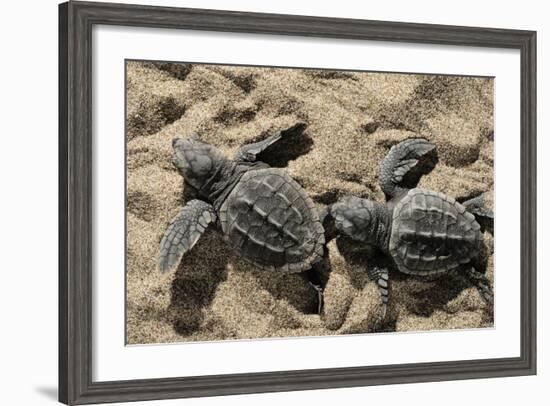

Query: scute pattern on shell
left=389, top=188, right=482, bottom=275
left=218, top=168, right=325, bottom=273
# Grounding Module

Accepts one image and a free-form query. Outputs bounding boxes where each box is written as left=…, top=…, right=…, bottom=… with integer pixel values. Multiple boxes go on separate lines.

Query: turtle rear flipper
left=303, top=266, right=325, bottom=315
left=461, top=194, right=494, bottom=234
left=378, top=138, right=436, bottom=199
left=466, top=267, right=494, bottom=306
left=367, top=266, right=390, bottom=319
left=158, top=199, right=217, bottom=273
left=318, top=206, right=338, bottom=242
left=234, top=122, right=306, bottom=162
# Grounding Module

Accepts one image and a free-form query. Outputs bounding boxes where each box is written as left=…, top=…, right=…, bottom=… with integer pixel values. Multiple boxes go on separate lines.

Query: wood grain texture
left=58, top=1, right=536, bottom=404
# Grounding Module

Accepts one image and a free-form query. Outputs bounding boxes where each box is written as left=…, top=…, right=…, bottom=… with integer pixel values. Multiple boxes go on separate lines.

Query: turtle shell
left=388, top=188, right=483, bottom=275
left=218, top=168, right=325, bottom=273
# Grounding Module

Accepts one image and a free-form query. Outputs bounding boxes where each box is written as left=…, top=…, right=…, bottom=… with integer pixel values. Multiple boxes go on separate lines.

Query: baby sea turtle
left=327, top=138, right=494, bottom=316
left=158, top=124, right=326, bottom=312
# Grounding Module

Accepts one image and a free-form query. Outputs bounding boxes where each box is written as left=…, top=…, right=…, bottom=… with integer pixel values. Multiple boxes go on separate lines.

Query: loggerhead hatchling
left=327, top=138, right=494, bottom=316
left=158, top=124, right=326, bottom=312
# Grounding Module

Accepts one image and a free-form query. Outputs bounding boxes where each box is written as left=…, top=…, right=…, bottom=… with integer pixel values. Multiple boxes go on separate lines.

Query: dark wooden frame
left=59, top=1, right=537, bottom=404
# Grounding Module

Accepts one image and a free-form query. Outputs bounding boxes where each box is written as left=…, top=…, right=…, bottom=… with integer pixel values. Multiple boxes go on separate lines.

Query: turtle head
left=330, top=197, right=391, bottom=250
left=171, top=137, right=228, bottom=190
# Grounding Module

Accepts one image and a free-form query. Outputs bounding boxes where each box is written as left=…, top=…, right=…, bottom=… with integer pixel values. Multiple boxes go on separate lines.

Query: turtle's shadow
left=254, top=270, right=320, bottom=314
left=168, top=230, right=231, bottom=336
left=399, top=147, right=438, bottom=190
left=334, top=236, right=481, bottom=318
left=401, top=274, right=469, bottom=317
left=334, top=236, right=379, bottom=289
left=255, top=128, right=314, bottom=168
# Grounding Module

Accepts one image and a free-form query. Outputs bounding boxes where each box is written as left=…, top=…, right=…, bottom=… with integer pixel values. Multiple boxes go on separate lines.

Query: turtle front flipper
left=158, top=199, right=217, bottom=273
left=378, top=138, right=436, bottom=200
left=234, top=122, right=306, bottom=162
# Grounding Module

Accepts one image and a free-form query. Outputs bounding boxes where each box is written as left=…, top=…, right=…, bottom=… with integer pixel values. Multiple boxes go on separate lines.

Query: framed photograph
left=59, top=1, right=536, bottom=404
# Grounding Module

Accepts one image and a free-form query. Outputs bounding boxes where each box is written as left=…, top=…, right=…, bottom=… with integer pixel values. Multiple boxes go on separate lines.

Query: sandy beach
left=125, top=61, right=494, bottom=344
